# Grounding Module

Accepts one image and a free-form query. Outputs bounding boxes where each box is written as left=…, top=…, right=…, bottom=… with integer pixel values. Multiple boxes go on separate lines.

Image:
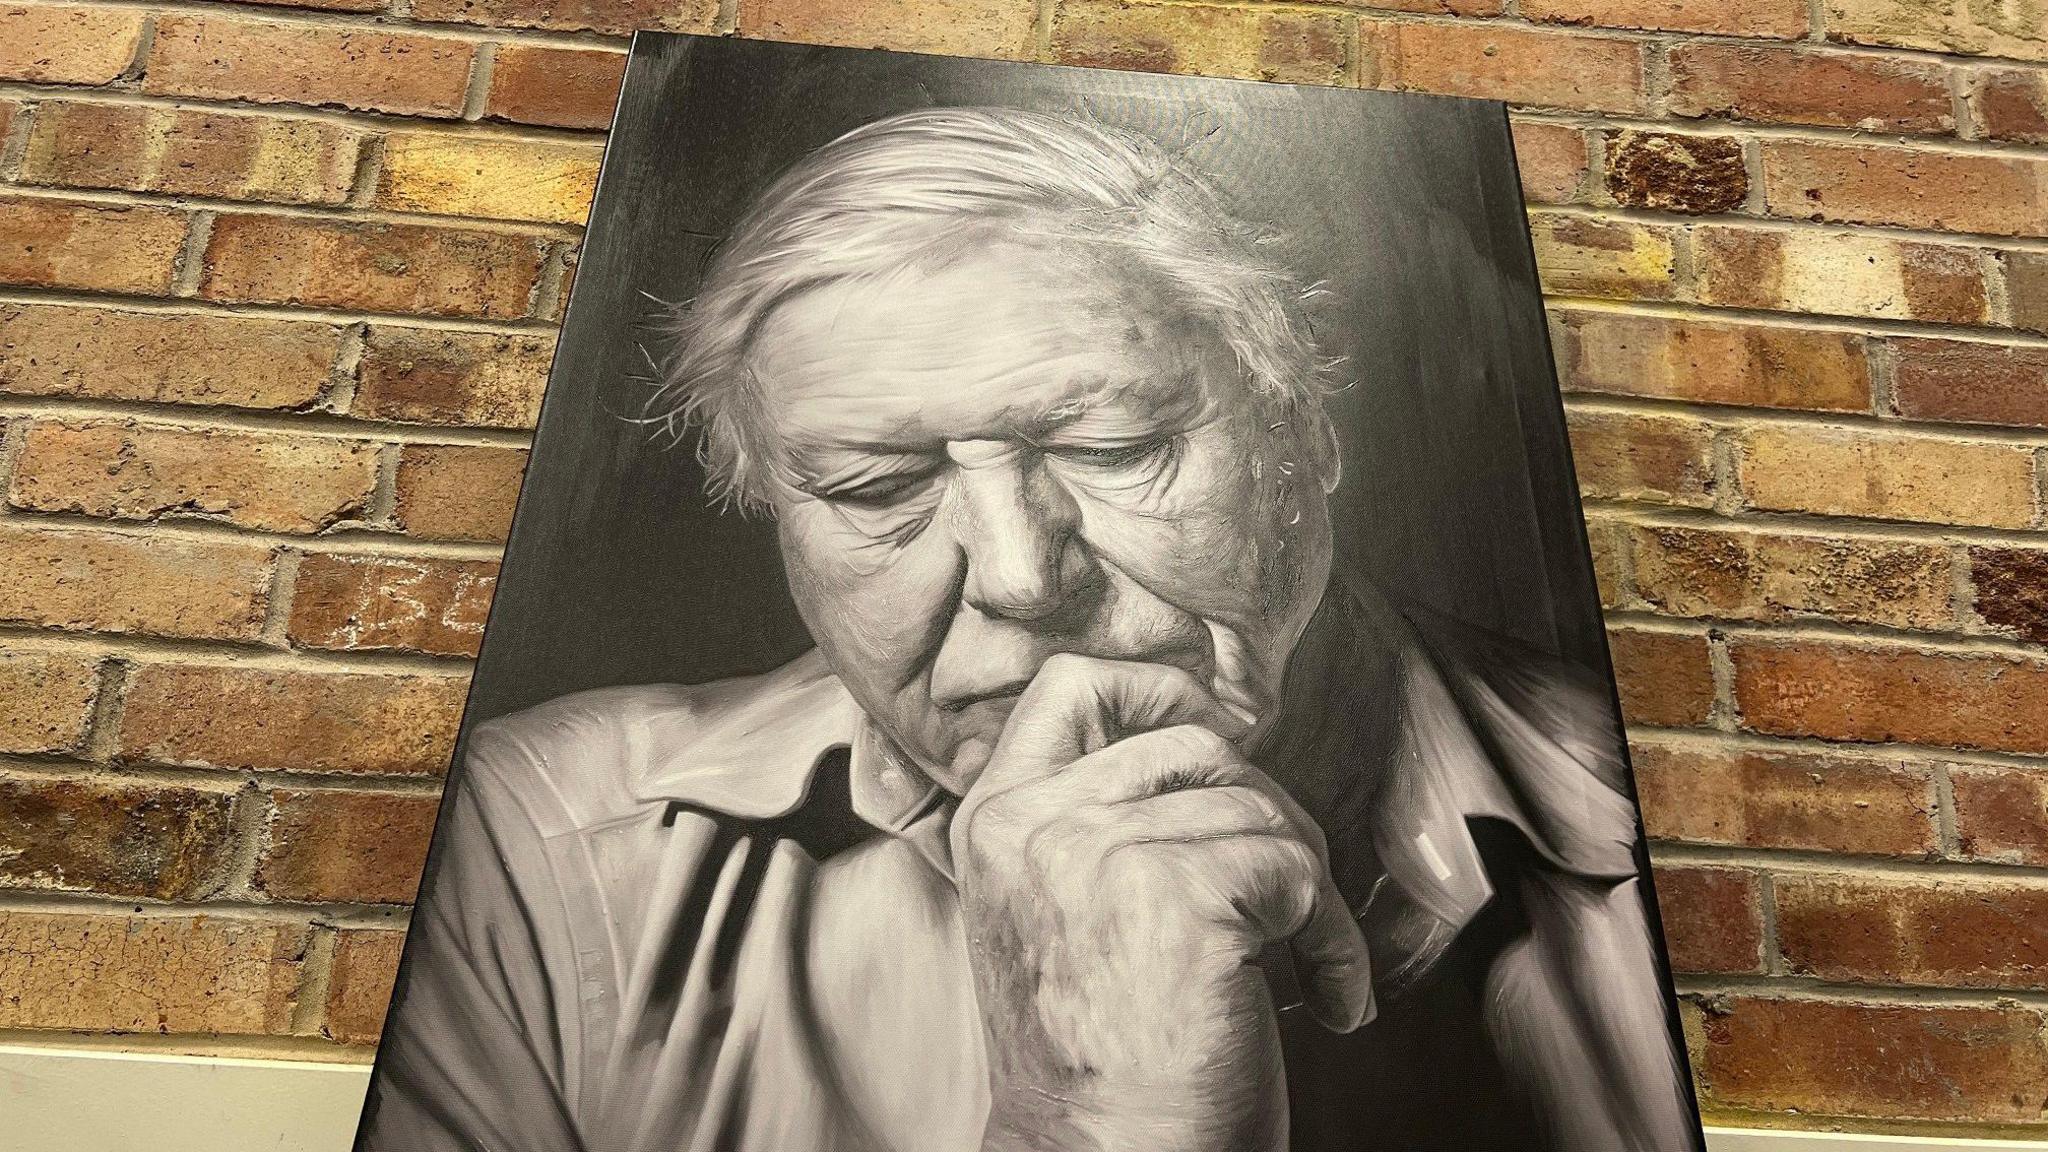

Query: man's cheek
left=782, top=520, right=958, bottom=681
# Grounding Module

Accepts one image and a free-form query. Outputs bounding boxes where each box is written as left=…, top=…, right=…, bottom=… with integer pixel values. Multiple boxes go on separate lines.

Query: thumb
left=1290, top=872, right=1375, bottom=1033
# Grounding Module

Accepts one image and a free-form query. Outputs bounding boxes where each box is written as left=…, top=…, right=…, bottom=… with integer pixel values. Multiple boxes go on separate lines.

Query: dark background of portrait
left=463, top=34, right=1610, bottom=726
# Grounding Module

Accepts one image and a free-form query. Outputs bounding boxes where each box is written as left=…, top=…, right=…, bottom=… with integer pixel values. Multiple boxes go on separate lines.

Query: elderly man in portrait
left=359, top=108, right=1696, bottom=1152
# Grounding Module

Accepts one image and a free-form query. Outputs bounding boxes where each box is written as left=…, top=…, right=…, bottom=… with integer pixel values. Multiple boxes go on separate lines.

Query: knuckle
left=1156, top=723, right=1230, bottom=761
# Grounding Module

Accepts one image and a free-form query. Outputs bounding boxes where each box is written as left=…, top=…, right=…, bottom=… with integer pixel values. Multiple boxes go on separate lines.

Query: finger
left=1289, top=870, right=1375, bottom=1033
left=1043, top=725, right=1256, bottom=807
left=1094, top=784, right=1292, bottom=843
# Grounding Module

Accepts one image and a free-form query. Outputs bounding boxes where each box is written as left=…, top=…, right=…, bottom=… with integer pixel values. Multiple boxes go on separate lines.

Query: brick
left=392, top=444, right=528, bottom=543
left=9, top=420, right=379, bottom=535
left=288, top=553, right=497, bottom=658
left=1510, top=120, right=1588, bottom=204
left=413, top=0, right=715, bottom=35
left=1551, top=310, right=1871, bottom=411
left=1607, top=627, right=1714, bottom=727
left=0, top=303, right=338, bottom=410
left=1362, top=21, right=1645, bottom=115
left=1604, top=131, right=1747, bottom=214
left=1584, top=515, right=1627, bottom=607
left=1652, top=865, right=1763, bottom=974
left=1762, top=140, right=2048, bottom=238
left=200, top=214, right=548, bottom=321
left=1697, top=227, right=1991, bottom=325
left=1736, top=425, right=2035, bottom=529
left=1973, top=69, right=2048, bottom=145
left=0, top=648, right=98, bottom=755
left=0, top=523, right=272, bottom=641
left=1632, top=739, right=1937, bottom=856
left=1669, top=44, right=1954, bottom=133
left=1698, top=996, right=2048, bottom=1122
left=119, top=664, right=467, bottom=776
left=1952, top=766, right=2048, bottom=866
left=0, top=910, right=306, bottom=1035
left=1630, top=523, right=1953, bottom=631
left=1893, top=337, right=2048, bottom=427
left=1051, top=0, right=1349, bottom=85
left=1778, top=875, right=2048, bottom=991
left=1527, top=213, right=1679, bottom=300
left=1330, top=0, right=1505, bottom=16
left=1733, top=639, right=2048, bottom=755
left=0, top=4, right=145, bottom=84
left=744, top=0, right=1039, bottom=59
left=1522, top=0, right=1805, bottom=37
left=0, top=196, right=186, bottom=295
left=483, top=45, right=626, bottom=131
left=237, top=0, right=384, bottom=11
left=2009, top=251, right=2048, bottom=335
left=144, top=14, right=473, bottom=119
left=353, top=328, right=552, bottom=430
left=1564, top=408, right=1717, bottom=506
left=21, top=102, right=360, bottom=206
left=0, top=777, right=236, bottom=900
left=1971, top=546, right=2048, bottom=644
left=1824, top=0, right=2048, bottom=63
left=326, top=928, right=405, bottom=1045
left=375, top=133, right=602, bottom=226
left=256, top=789, right=439, bottom=905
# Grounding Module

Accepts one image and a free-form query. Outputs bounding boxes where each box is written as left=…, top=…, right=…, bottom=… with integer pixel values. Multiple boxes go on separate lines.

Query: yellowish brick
left=1738, top=425, right=2037, bottom=529
left=375, top=133, right=602, bottom=225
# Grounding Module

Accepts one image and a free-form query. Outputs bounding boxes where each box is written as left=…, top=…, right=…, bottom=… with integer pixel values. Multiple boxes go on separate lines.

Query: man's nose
left=948, top=442, right=1092, bottom=622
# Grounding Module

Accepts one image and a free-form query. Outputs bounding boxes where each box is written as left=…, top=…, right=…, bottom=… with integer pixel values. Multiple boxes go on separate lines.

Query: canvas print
left=354, top=34, right=1706, bottom=1152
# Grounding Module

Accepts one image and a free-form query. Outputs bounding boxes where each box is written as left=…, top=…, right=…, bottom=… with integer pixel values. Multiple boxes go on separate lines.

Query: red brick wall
left=0, top=0, right=2044, bottom=1136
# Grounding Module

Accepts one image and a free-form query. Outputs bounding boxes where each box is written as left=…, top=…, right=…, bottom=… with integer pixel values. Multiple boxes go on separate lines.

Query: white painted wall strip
left=1, top=1044, right=2043, bottom=1152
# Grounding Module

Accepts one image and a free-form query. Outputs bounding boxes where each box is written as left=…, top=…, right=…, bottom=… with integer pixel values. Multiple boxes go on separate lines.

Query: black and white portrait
left=356, top=35, right=1704, bottom=1152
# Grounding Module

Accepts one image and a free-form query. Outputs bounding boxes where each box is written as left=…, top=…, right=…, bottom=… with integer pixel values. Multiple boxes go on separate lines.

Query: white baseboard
left=1, top=1043, right=2042, bottom=1151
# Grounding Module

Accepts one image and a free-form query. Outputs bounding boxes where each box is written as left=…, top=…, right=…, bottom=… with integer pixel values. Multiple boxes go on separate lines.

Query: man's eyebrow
left=788, top=447, right=937, bottom=491
left=1032, top=370, right=1203, bottom=433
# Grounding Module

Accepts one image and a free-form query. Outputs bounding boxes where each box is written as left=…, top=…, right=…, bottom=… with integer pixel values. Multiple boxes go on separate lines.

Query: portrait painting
left=354, top=34, right=1707, bottom=1152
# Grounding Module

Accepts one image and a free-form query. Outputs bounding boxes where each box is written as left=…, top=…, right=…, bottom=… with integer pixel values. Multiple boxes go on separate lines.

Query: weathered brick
left=1698, top=997, right=2048, bottom=1122
left=412, top=0, right=715, bottom=35
left=1632, top=739, right=1938, bottom=856
left=119, top=664, right=467, bottom=776
left=0, top=648, right=98, bottom=755
left=0, top=523, right=273, bottom=641
left=1051, top=0, right=1349, bottom=85
left=1970, top=546, right=2048, bottom=644
left=1551, top=309, right=1871, bottom=411
left=0, top=4, right=145, bottom=84
left=1604, top=131, right=1747, bottom=214
left=375, top=133, right=602, bottom=226
left=0, top=910, right=306, bottom=1036
left=1762, top=140, right=2048, bottom=238
left=1892, top=336, right=2048, bottom=427
left=2008, top=251, right=2048, bottom=335
left=200, top=214, right=548, bottom=321
left=1608, top=626, right=1715, bottom=728
left=256, top=789, right=439, bottom=905
left=1952, top=765, right=2048, bottom=867
left=1778, top=875, right=2048, bottom=991
left=288, top=553, right=497, bottom=658
left=1695, top=227, right=1991, bottom=325
left=8, top=420, right=379, bottom=534
left=1732, top=639, right=2048, bottom=755
left=1362, top=20, right=1646, bottom=114
left=0, top=777, right=236, bottom=900
left=0, top=196, right=186, bottom=295
left=1669, top=44, right=1954, bottom=133
left=326, top=928, right=405, bottom=1045
left=483, top=44, right=627, bottom=130
left=0, top=303, right=338, bottom=410
left=1564, top=408, right=1717, bottom=506
left=1522, top=0, right=1805, bottom=37
left=1824, top=0, right=2048, bottom=63
left=1509, top=120, right=1589, bottom=204
left=744, top=0, right=1039, bottom=59
left=1735, top=425, right=2035, bottom=529
left=144, top=14, right=474, bottom=118
left=21, top=101, right=360, bottom=205
left=1629, top=523, right=1953, bottom=631
left=353, top=327, right=553, bottom=428
left=1584, top=514, right=1628, bottom=607
left=1527, top=214, right=1680, bottom=300
left=392, top=444, right=528, bottom=543
left=1652, top=865, right=1764, bottom=974
left=1973, top=68, right=2048, bottom=145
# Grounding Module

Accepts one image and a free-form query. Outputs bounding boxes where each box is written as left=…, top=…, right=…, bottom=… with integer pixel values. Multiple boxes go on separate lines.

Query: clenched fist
left=953, top=655, right=1373, bottom=1152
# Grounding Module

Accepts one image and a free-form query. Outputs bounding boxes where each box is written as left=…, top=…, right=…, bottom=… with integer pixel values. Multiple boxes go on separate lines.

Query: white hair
left=648, top=106, right=1343, bottom=515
